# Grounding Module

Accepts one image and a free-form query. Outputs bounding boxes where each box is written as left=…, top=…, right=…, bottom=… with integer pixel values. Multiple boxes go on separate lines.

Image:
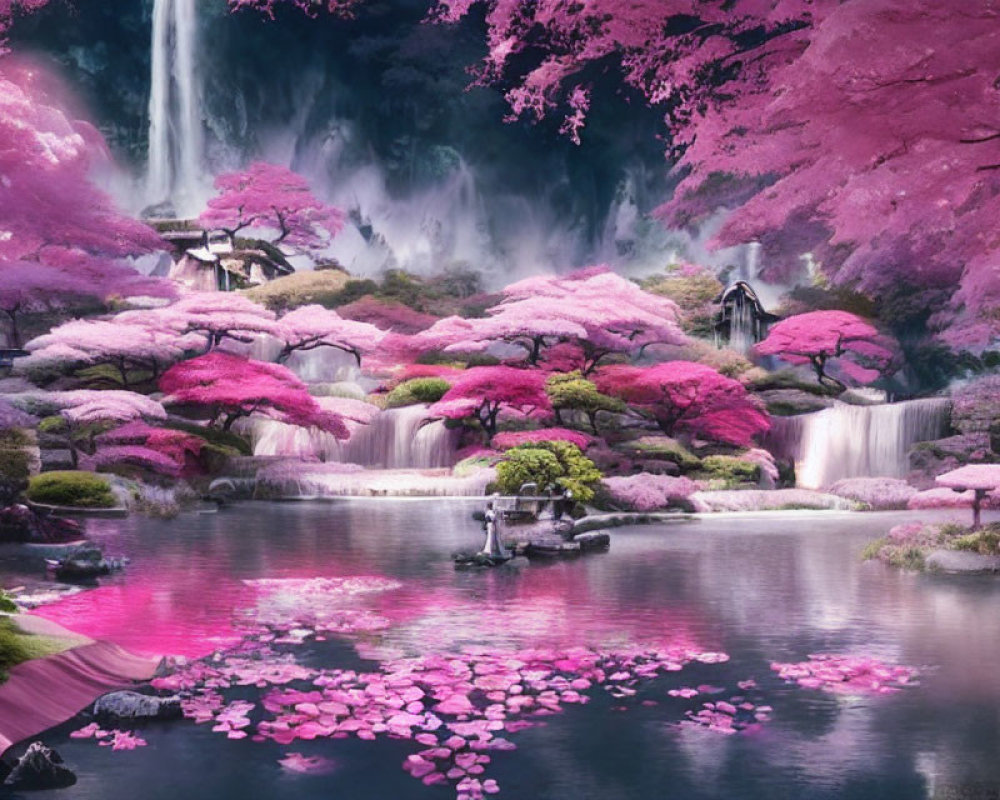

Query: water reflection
left=25, top=503, right=1000, bottom=799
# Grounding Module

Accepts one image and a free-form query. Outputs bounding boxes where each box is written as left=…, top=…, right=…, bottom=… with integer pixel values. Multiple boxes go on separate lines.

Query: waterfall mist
left=9, top=1, right=755, bottom=284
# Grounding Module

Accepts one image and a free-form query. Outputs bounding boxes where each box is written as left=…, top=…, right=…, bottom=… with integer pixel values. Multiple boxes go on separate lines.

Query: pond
left=17, top=502, right=1000, bottom=799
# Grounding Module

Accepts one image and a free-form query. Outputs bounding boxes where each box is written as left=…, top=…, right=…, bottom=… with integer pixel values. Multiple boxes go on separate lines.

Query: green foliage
left=25, top=471, right=115, bottom=508
left=0, top=591, right=16, bottom=613
left=242, top=268, right=352, bottom=311
left=496, top=440, right=602, bottom=502
left=861, top=538, right=887, bottom=561
left=0, top=429, right=33, bottom=484
left=496, top=448, right=564, bottom=497
left=625, top=436, right=701, bottom=470
left=75, top=363, right=156, bottom=389
left=938, top=522, right=967, bottom=539
left=748, top=369, right=842, bottom=396
left=453, top=454, right=496, bottom=478
left=952, top=527, right=1000, bottom=555
left=700, top=455, right=760, bottom=486
left=641, top=268, right=723, bottom=337
left=37, top=416, right=67, bottom=434
left=546, top=372, right=624, bottom=414
left=385, top=377, right=451, bottom=409
left=0, top=618, right=67, bottom=683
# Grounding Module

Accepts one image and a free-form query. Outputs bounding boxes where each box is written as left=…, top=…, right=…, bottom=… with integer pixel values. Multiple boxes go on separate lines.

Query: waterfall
left=147, top=0, right=203, bottom=214
left=791, top=398, right=950, bottom=489
left=728, top=292, right=756, bottom=354
left=251, top=405, right=459, bottom=469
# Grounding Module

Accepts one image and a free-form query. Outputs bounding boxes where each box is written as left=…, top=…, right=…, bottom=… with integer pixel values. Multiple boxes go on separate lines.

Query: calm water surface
left=12, top=502, right=1000, bottom=800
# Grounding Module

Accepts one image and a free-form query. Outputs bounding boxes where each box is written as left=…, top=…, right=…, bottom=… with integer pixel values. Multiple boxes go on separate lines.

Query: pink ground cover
left=601, top=473, right=700, bottom=512
left=828, top=477, right=918, bottom=510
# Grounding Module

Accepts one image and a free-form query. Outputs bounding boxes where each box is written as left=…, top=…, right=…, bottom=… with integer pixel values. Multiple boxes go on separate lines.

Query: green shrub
left=495, top=440, right=602, bottom=503
left=0, top=430, right=33, bottom=484
left=385, top=378, right=451, bottom=409
left=25, top=471, right=115, bottom=508
left=700, top=455, right=760, bottom=486
left=545, top=372, right=625, bottom=431
left=861, top=538, right=887, bottom=561
left=952, top=528, right=1000, bottom=555
left=0, top=591, right=16, bottom=613
left=37, top=416, right=67, bottom=434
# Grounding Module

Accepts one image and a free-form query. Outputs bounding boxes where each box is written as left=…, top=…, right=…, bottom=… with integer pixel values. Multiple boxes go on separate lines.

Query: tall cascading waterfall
left=782, top=398, right=951, bottom=489
left=252, top=405, right=459, bottom=469
left=146, top=0, right=203, bottom=214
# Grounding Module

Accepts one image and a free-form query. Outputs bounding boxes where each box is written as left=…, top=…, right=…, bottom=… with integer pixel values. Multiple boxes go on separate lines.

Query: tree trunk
left=973, top=489, right=985, bottom=530
left=3, top=309, right=21, bottom=349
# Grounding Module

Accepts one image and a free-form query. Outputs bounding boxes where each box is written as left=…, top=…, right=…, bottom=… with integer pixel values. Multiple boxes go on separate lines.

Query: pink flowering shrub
left=600, top=473, right=700, bottom=512
left=828, top=477, right=918, bottom=510
left=693, top=489, right=855, bottom=513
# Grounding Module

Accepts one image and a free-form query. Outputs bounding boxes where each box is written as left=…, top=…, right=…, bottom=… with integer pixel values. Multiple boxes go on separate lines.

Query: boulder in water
left=3, top=742, right=76, bottom=790
left=93, top=690, right=182, bottom=721
left=574, top=531, right=611, bottom=552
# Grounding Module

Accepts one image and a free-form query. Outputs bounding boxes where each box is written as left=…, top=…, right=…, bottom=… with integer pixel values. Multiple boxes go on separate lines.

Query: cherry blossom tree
left=426, top=366, right=551, bottom=441
left=754, top=310, right=898, bottom=388
left=22, top=318, right=201, bottom=387
left=199, top=162, right=345, bottom=255
left=0, top=60, right=165, bottom=287
left=415, top=268, right=686, bottom=372
left=159, top=352, right=350, bottom=436
left=274, top=304, right=384, bottom=366
left=595, top=361, right=770, bottom=447
left=116, top=292, right=279, bottom=354
left=92, top=421, right=207, bottom=478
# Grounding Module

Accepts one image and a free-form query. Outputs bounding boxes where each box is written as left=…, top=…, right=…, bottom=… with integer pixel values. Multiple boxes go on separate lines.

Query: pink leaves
left=69, top=724, right=147, bottom=751
left=413, top=268, right=686, bottom=371
left=199, top=162, right=345, bottom=255
left=492, top=428, right=594, bottom=450
left=159, top=352, right=350, bottom=438
left=771, top=653, right=919, bottom=695
left=596, top=361, right=770, bottom=446
left=755, top=311, right=897, bottom=386
left=278, top=752, right=337, bottom=775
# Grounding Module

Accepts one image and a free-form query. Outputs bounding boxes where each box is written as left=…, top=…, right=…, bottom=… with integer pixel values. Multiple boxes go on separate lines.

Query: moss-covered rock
left=699, top=455, right=760, bottom=487
left=242, top=268, right=352, bottom=312
left=384, top=377, right=451, bottom=409
left=25, top=471, right=115, bottom=509
left=757, top=388, right=833, bottom=416
left=620, top=436, right=701, bottom=470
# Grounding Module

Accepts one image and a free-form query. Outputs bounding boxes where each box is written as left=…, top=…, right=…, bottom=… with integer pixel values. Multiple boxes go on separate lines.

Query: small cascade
left=147, top=0, right=203, bottom=213
left=251, top=404, right=459, bottom=469
left=728, top=294, right=756, bottom=354
left=793, top=398, right=951, bottom=489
